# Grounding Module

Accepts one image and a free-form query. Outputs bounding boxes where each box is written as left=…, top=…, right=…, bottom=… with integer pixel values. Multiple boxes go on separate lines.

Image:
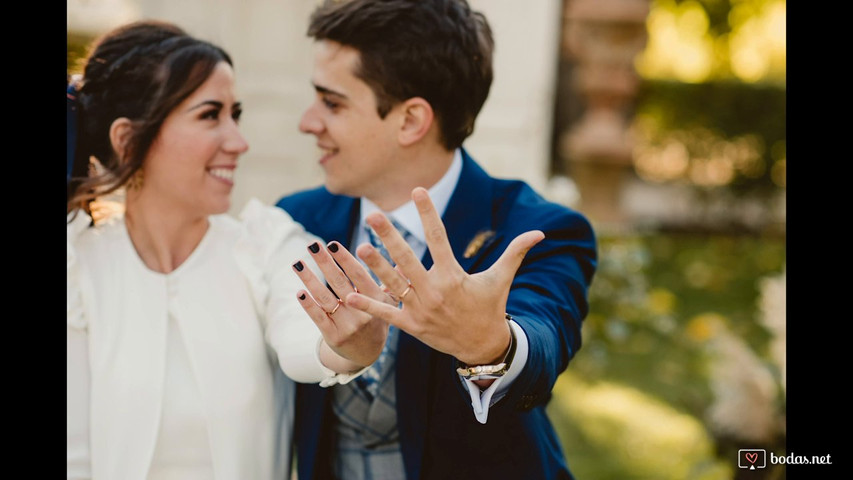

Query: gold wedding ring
left=327, top=298, right=343, bottom=316
left=398, top=281, right=413, bottom=301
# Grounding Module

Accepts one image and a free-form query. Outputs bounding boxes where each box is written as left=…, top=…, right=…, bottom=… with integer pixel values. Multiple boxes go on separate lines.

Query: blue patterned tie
left=363, top=219, right=410, bottom=280
left=356, top=219, right=410, bottom=398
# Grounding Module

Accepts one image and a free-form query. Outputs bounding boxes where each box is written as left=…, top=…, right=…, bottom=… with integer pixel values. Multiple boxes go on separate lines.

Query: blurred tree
left=629, top=0, right=786, bottom=204
left=67, top=33, right=94, bottom=77
left=637, top=0, right=785, bottom=84
left=633, top=81, right=785, bottom=195
left=551, top=0, right=785, bottom=227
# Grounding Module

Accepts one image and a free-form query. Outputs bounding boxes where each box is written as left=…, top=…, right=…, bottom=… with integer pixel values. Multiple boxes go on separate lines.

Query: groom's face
left=299, top=40, right=403, bottom=199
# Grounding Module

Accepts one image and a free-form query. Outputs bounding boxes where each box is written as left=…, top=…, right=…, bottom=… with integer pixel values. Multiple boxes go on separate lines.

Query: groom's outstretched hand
left=344, top=187, right=544, bottom=383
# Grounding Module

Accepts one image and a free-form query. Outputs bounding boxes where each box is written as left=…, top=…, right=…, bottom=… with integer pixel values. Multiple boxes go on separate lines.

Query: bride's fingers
left=327, top=241, right=395, bottom=305
left=292, top=259, right=341, bottom=315
left=306, top=241, right=356, bottom=300
left=295, top=289, right=337, bottom=340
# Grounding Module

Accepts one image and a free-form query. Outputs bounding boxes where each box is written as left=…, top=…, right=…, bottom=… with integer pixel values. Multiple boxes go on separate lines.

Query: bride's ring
left=326, top=298, right=342, bottom=317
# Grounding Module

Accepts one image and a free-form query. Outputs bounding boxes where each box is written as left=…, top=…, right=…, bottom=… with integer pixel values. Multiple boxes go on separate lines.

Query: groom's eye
left=322, top=96, right=340, bottom=111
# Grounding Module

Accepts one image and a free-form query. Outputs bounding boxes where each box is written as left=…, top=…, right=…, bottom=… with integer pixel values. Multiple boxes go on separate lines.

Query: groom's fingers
left=325, top=241, right=391, bottom=305
left=356, top=243, right=415, bottom=305
left=345, top=292, right=409, bottom=331
left=365, top=212, right=429, bottom=287
left=412, top=187, right=456, bottom=269
left=487, top=230, right=545, bottom=287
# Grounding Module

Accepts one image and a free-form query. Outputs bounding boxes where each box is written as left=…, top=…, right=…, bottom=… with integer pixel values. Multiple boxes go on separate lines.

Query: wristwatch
left=456, top=314, right=517, bottom=380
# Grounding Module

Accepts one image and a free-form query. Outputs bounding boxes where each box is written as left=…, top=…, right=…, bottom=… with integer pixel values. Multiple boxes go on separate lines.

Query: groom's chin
left=323, top=178, right=354, bottom=198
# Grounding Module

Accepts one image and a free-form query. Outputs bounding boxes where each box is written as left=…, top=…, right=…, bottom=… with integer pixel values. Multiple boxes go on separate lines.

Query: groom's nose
left=299, top=101, right=324, bottom=136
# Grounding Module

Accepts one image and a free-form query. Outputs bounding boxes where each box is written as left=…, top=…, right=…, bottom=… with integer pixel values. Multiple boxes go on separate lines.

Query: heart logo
left=745, top=452, right=758, bottom=464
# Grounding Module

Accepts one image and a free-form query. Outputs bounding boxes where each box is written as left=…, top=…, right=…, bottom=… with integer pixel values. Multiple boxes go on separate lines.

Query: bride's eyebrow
left=186, top=100, right=224, bottom=112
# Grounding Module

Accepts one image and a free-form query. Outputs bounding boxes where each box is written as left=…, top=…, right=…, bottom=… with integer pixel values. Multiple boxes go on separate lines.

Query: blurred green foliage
left=548, top=232, right=786, bottom=478
left=632, top=0, right=785, bottom=194
left=550, top=372, right=734, bottom=479
left=545, top=1, right=785, bottom=476
left=67, top=33, right=94, bottom=78
left=635, top=80, right=786, bottom=194
left=638, top=0, right=785, bottom=84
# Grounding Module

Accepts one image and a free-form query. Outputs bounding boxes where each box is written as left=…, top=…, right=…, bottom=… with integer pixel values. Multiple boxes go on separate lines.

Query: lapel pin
left=464, top=230, right=495, bottom=259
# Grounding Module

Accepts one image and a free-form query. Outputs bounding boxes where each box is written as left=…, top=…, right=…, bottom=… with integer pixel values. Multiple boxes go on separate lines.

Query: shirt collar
left=359, top=148, right=463, bottom=244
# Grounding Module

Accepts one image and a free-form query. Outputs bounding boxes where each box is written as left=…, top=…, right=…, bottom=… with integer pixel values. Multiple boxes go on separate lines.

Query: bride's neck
left=124, top=195, right=209, bottom=274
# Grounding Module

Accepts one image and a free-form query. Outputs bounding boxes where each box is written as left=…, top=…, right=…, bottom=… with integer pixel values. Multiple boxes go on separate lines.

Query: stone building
left=68, top=0, right=568, bottom=220
left=70, top=0, right=785, bottom=233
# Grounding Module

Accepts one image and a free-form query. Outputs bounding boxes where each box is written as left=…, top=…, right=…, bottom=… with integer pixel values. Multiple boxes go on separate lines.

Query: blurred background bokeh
left=68, top=0, right=786, bottom=478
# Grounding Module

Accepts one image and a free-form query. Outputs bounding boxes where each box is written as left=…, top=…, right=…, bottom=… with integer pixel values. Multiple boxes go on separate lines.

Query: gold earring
left=126, top=168, right=144, bottom=191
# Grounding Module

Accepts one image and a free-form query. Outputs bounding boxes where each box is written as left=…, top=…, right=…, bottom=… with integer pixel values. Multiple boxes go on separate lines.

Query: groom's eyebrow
left=313, top=83, right=347, bottom=99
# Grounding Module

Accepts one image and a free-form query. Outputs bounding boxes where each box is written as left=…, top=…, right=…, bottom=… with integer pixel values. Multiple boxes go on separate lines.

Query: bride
left=66, top=20, right=386, bottom=479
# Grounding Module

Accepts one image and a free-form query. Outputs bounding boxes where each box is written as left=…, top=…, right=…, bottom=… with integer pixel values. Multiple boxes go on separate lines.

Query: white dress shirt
left=354, top=149, right=530, bottom=424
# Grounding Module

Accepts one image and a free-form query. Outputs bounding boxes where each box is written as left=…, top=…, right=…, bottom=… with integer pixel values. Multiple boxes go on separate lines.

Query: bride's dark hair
left=67, top=20, right=233, bottom=217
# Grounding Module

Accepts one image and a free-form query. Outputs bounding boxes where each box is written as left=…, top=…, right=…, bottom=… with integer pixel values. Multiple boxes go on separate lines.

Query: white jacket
left=67, top=199, right=358, bottom=480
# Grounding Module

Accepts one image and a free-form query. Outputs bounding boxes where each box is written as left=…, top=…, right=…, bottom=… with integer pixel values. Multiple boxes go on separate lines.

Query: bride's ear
left=109, top=117, right=134, bottom=163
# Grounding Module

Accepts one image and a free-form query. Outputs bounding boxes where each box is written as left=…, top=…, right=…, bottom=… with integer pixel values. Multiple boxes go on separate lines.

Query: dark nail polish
left=293, top=261, right=304, bottom=272
left=299, top=293, right=306, bottom=300
left=327, top=242, right=339, bottom=253
left=308, top=242, right=320, bottom=254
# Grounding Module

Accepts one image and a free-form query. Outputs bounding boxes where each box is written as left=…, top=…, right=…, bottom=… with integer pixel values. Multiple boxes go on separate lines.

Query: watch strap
left=456, top=314, right=517, bottom=380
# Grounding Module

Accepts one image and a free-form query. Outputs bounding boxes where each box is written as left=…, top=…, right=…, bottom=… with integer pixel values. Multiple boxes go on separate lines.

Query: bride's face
left=141, top=61, right=248, bottom=216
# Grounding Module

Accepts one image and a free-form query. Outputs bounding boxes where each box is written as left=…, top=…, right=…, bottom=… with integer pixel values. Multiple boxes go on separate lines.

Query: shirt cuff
left=315, top=338, right=372, bottom=387
left=461, top=319, right=529, bottom=424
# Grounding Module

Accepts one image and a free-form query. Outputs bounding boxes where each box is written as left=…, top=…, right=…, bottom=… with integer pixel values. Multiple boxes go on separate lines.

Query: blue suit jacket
left=276, top=150, right=597, bottom=480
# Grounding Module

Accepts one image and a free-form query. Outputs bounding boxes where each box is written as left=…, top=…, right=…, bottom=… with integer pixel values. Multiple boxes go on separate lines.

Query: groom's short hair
left=307, top=0, right=494, bottom=151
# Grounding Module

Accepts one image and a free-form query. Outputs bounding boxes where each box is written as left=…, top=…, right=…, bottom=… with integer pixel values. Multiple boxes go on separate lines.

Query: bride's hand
left=292, top=240, right=396, bottom=372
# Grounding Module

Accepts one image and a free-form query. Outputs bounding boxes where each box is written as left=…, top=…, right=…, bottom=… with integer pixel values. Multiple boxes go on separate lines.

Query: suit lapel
left=434, top=149, right=502, bottom=272
left=308, top=193, right=360, bottom=250
left=397, top=150, right=501, bottom=480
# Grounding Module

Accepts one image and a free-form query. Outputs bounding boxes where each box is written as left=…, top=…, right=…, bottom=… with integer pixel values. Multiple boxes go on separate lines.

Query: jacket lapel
left=431, top=148, right=502, bottom=272
left=398, top=150, right=501, bottom=480
left=308, top=193, right=360, bottom=250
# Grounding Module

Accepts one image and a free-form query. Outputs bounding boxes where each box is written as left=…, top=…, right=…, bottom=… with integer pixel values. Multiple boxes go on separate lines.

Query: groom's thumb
left=488, top=230, right=545, bottom=286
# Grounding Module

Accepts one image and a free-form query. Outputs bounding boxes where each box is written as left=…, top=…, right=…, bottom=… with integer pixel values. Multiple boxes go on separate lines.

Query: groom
left=277, top=1, right=597, bottom=478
